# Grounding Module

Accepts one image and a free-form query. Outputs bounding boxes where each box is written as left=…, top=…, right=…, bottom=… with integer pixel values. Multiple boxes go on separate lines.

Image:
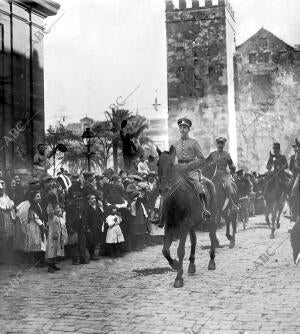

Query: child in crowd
left=105, top=206, right=124, bottom=258
left=46, top=204, right=64, bottom=273
left=54, top=205, right=68, bottom=258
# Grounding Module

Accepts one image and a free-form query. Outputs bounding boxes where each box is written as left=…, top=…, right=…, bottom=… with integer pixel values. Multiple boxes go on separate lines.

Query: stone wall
left=0, top=0, right=59, bottom=175
left=235, top=28, right=300, bottom=172
left=165, top=0, right=237, bottom=161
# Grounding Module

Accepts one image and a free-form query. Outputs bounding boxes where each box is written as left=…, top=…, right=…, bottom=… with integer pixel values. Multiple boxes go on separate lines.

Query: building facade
left=0, top=0, right=60, bottom=176
left=235, top=28, right=300, bottom=172
left=165, top=0, right=237, bottom=161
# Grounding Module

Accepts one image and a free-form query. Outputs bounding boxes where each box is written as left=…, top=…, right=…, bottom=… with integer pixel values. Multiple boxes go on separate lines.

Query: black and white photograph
left=0, top=0, right=300, bottom=333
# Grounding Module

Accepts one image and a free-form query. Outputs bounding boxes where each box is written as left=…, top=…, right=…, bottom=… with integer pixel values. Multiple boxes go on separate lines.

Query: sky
left=44, top=0, right=300, bottom=128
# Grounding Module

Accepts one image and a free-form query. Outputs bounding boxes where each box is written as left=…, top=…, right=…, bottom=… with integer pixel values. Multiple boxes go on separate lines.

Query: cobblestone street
left=0, top=215, right=299, bottom=334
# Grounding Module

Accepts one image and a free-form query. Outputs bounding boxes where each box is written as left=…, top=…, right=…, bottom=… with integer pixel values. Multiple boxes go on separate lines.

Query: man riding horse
left=264, top=142, right=290, bottom=238
left=266, top=142, right=288, bottom=175
left=156, top=117, right=217, bottom=288
left=206, top=137, right=237, bottom=210
left=172, top=117, right=215, bottom=220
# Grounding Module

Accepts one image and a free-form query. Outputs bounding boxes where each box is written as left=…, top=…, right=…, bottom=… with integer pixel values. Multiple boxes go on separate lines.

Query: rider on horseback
left=266, top=143, right=288, bottom=174
left=206, top=137, right=238, bottom=210
left=172, top=117, right=215, bottom=219
left=265, top=142, right=289, bottom=194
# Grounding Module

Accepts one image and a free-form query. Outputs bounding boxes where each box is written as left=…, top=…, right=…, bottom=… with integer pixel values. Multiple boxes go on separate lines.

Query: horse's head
left=156, top=145, right=176, bottom=195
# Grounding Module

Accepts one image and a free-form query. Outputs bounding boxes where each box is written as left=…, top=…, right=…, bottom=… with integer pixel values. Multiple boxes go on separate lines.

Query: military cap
left=177, top=117, right=192, bottom=127
left=83, top=172, right=94, bottom=179
left=216, top=136, right=227, bottom=143
left=147, top=172, right=156, bottom=178
left=273, top=142, right=280, bottom=149
left=236, top=169, right=244, bottom=175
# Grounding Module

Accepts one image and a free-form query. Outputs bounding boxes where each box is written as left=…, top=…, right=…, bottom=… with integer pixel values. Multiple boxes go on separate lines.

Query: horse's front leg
left=265, top=201, right=271, bottom=226
left=270, top=202, right=276, bottom=239
left=162, top=229, right=177, bottom=269
left=188, top=229, right=196, bottom=274
left=276, top=196, right=285, bottom=229
left=230, top=209, right=237, bottom=249
left=174, top=226, right=188, bottom=288
left=225, top=212, right=231, bottom=241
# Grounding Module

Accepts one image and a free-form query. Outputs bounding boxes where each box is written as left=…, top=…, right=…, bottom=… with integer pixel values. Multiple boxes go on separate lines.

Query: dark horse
left=203, top=167, right=238, bottom=248
left=263, top=170, right=289, bottom=239
left=157, top=146, right=216, bottom=288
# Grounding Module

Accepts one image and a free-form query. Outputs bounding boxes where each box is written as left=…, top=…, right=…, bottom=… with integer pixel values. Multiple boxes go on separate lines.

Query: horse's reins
left=160, top=173, right=207, bottom=217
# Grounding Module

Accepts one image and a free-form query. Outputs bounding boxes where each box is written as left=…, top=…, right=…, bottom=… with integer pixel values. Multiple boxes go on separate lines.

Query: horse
left=262, top=170, right=289, bottom=239
left=157, top=146, right=216, bottom=288
left=203, top=166, right=238, bottom=248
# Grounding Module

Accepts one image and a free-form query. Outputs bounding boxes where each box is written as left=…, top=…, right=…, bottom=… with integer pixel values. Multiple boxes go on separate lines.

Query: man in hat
left=206, top=137, right=237, bottom=208
left=266, top=143, right=288, bottom=173
left=173, top=117, right=215, bottom=218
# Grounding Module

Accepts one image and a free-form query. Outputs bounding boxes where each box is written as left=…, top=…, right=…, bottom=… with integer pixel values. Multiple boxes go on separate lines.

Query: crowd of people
left=0, top=161, right=161, bottom=273
left=0, top=128, right=299, bottom=272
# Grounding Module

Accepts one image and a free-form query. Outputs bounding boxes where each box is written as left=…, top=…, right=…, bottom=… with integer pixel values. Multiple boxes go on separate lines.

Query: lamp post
left=82, top=127, right=95, bottom=172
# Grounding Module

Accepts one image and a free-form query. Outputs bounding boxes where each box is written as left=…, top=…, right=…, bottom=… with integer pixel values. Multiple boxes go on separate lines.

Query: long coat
left=85, top=204, right=104, bottom=247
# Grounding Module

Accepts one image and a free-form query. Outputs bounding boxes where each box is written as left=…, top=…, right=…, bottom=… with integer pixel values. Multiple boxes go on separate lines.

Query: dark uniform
left=173, top=117, right=214, bottom=217
left=266, top=153, right=288, bottom=172
left=206, top=137, right=236, bottom=199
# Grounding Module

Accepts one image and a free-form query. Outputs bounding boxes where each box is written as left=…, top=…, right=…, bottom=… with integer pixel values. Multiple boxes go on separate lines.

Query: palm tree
left=45, top=123, right=81, bottom=176
left=105, top=108, right=132, bottom=172
left=92, top=120, right=113, bottom=170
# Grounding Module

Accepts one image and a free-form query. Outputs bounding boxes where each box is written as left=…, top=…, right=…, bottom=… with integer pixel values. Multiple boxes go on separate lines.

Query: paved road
left=0, top=215, right=299, bottom=334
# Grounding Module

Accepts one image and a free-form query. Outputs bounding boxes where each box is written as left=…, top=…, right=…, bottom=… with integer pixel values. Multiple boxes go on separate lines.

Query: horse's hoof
left=170, top=259, right=180, bottom=271
left=276, top=222, right=280, bottom=229
left=188, top=262, right=196, bottom=274
left=270, top=233, right=275, bottom=239
left=229, top=240, right=235, bottom=249
left=208, top=260, right=216, bottom=270
left=174, top=278, right=183, bottom=288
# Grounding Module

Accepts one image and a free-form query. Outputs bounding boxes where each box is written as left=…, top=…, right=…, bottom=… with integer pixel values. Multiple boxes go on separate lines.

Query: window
left=263, top=52, right=271, bottom=63
left=257, top=53, right=264, bottom=63
left=259, top=38, right=268, bottom=49
left=249, top=53, right=256, bottom=64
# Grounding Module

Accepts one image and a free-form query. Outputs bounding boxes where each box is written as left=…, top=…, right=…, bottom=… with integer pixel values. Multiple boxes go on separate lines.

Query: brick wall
left=165, top=0, right=237, bottom=161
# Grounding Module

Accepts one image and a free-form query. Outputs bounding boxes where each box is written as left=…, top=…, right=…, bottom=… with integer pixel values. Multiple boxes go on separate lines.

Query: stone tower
left=165, top=0, right=237, bottom=162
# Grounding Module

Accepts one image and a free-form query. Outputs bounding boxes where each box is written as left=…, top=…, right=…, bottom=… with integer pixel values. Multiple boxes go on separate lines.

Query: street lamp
left=82, top=127, right=95, bottom=172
